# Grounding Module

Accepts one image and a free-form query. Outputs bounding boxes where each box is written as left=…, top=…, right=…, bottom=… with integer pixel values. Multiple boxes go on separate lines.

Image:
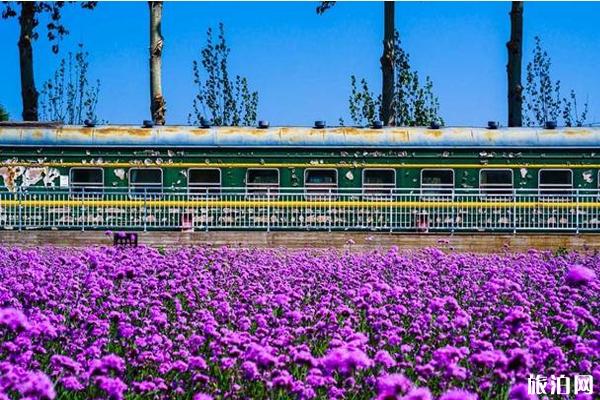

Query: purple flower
left=131, top=380, right=156, bottom=393
left=374, top=350, right=396, bottom=369
left=0, top=308, right=29, bottom=332
left=193, top=394, right=213, bottom=400
left=506, top=349, right=531, bottom=373
left=0, top=246, right=597, bottom=399
left=59, top=376, right=84, bottom=391
left=241, top=361, right=259, bottom=380
left=89, top=354, right=126, bottom=376
left=245, top=343, right=278, bottom=368
left=376, top=373, right=412, bottom=399
left=508, top=383, right=537, bottom=400
left=321, top=346, right=372, bottom=375
left=189, top=356, right=208, bottom=370
left=95, top=376, right=127, bottom=400
left=50, top=355, right=81, bottom=375
left=439, top=389, right=478, bottom=400
left=17, top=371, right=56, bottom=400
left=565, top=265, right=596, bottom=286
left=402, top=387, right=432, bottom=400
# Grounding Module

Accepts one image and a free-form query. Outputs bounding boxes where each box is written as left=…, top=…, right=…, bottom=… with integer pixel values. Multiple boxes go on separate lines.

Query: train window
left=421, top=169, right=454, bottom=196
left=539, top=169, right=572, bottom=196
left=129, top=168, right=163, bottom=197
left=363, top=169, right=395, bottom=196
left=305, top=169, right=338, bottom=195
left=70, top=168, right=103, bottom=195
left=480, top=169, right=513, bottom=195
left=246, top=169, right=279, bottom=195
left=188, top=168, right=221, bottom=195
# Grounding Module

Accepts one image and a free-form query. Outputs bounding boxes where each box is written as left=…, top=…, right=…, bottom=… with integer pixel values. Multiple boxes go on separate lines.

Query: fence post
left=451, top=189, right=455, bottom=234
left=81, top=187, right=85, bottom=232
left=575, top=189, right=580, bottom=234
left=513, top=189, right=517, bottom=234
left=267, top=188, right=271, bottom=232
left=17, top=188, right=22, bottom=232
left=143, top=188, right=148, bottom=232
left=205, top=188, right=209, bottom=232
left=328, top=189, right=332, bottom=233
left=389, top=190, right=393, bottom=233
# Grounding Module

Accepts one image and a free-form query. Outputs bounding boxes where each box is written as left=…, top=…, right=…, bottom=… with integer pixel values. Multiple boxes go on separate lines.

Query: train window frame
left=479, top=169, right=514, bottom=196
left=128, top=168, right=163, bottom=198
left=188, top=168, right=221, bottom=196
left=420, top=169, right=454, bottom=198
left=538, top=169, right=573, bottom=197
left=69, top=167, right=104, bottom=196
left=245, top=168, right=280, bottom=197
left=362, top=168, right=396, bottom=197
left=304, top=168, right=338, bottom=197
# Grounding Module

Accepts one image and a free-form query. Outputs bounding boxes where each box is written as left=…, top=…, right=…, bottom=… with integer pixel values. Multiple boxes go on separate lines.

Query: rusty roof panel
left=1, top=125, right=600, bottom=148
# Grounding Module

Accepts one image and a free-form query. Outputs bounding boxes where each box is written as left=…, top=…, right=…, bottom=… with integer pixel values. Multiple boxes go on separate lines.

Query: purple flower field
left=0, top=245, right=598, bottom=399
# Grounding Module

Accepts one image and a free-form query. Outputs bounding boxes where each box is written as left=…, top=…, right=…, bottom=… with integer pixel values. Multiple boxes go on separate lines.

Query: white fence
left=1, top=187, right=599, bottom=232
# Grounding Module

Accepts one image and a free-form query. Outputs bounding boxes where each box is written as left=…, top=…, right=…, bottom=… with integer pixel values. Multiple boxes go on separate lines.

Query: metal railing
left=1, top=186, right=599, bottom=233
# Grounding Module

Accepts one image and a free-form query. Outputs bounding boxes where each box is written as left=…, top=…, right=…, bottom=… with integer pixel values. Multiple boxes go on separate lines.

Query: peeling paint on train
left=0, top=166, right=61, bottom=192
left=1, top=124, right=600, bottom=148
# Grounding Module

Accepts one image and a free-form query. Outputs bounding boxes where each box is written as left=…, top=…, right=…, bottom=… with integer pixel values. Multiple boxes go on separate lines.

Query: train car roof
left=1, top=123, right=600, bottom=148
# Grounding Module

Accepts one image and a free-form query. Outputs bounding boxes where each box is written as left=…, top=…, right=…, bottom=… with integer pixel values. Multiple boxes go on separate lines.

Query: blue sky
left=0, top=1, right=599, bottom=126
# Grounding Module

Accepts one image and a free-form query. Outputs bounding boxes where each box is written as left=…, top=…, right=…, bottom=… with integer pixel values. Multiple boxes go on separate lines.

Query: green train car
left=1, top=122, right=600, bottom=232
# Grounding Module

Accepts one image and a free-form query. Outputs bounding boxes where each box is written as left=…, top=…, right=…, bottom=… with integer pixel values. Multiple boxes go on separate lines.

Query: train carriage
left=1, top=122, right=600, bottom=232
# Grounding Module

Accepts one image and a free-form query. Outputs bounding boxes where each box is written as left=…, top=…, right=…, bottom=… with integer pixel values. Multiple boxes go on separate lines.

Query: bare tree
left=318, top=1, right=396, bottom=126
left=2, top=2, right=97, bottom=121
left=149, top=1, right=166, bottom=125
left=381, top=1, right=395, bottom=126
left=17, top=2, right=37, bottom=121
left=507, top=1, right=523, bottom=127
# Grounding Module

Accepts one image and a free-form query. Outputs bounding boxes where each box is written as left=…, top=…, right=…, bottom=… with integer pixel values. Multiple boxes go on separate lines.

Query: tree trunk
left=507, top=1, right=523, bottom=127
left=149, top=1, right=166, bottom=125
left=18, top=2, right=38, bottom=121
left=380, top=1, right=395, bottom=126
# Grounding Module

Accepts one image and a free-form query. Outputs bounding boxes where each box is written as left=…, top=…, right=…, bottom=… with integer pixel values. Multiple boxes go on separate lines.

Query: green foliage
left=524, top=36, right=588, bottom=127
left=554, top=246, right=569, bottom=258
left=39, top=44, right=102, bottom=124
left=316, top=1, right=336, bottom=15
left=1, top=2, right=97, bottom=54
left=348, top=76, right=380, bottom=127
left=0, top=104, right=8, bottom=121
left=188, top=23, right=259, bottom=127
left=348, top=31, right=443, bottom=127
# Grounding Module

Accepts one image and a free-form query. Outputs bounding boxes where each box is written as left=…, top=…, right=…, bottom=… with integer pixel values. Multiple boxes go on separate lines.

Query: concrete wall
left=0, top=231, right=598, bottom=253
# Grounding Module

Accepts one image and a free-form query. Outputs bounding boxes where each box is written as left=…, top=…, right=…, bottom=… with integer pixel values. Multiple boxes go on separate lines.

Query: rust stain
left=30, top=130, right=43, bottom=138
left=280, top=127, right=322, bottom=143
left=539, top=129, right=559, bottom=135
left=162, top=127, right=184, bottom=134
left=482, top=131, right=501, bottom=141
left=188, top=128, right=213, bottom=137
left=94, top=127, right=152, bottom=138
left=57, top=128, right=93, bottom=138
left=425, top=129, right=443, bottom=138
left=221, top=127, right=269, bottom=137
left=390, top=130, right=410, bottom=142
left=563, top=129, right=592, bottom=136
left=341, top=128, right=372, bottom=137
